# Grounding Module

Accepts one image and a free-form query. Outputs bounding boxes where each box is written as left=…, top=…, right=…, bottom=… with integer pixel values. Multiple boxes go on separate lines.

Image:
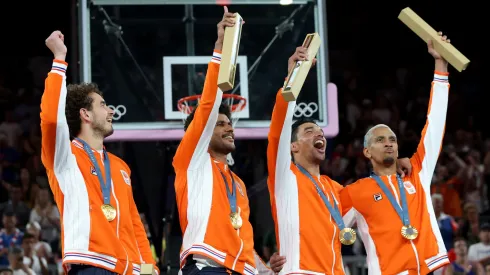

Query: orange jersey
left=40, top=61, right=157, bottom=275
left=340, top=71, right=450, bottom=275
left=267, top=89, right=346, bottom=274
left=173, top=51, right=268, bottom=275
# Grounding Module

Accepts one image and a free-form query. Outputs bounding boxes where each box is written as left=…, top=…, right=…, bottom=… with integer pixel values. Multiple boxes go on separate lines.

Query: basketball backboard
left=79, top=0, right=338, bottom=141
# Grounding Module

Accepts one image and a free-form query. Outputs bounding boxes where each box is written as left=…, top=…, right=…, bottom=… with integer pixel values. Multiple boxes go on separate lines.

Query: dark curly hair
left=184, top=104, right=232, bottom=131
left=65, top=83, right=103, bottom=138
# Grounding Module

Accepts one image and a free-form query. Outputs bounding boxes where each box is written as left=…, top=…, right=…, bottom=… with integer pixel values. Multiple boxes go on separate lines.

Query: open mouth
left=313, top=139, right=326, bottom=152
left=107, top=118, right=113, bottom=123
left=222, top=133, right=234, bottom=142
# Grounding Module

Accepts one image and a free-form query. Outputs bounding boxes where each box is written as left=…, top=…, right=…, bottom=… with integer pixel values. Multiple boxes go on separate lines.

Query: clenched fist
left=45, top=31, right=67, bottom=61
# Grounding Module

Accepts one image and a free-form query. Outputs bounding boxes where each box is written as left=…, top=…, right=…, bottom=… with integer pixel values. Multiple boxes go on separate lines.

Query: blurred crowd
left=0, top=57, right=64, bottom=275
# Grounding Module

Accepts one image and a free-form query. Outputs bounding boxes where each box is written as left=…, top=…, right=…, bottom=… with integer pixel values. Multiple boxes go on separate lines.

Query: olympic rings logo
left=108, top=105, right=127, bottom=120
left=294, top=102, right=318, bottom=118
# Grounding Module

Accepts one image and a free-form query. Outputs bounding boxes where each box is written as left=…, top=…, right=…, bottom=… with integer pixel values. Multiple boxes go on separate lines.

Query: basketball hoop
left=177, top=94, right=247, bottom=127
left=177, top=94, right=247, bottom=167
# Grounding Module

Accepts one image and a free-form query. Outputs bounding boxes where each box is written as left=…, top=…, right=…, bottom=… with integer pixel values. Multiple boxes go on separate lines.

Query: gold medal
left=401, top=225, right=418, bottom=240
left=230, top=212, right=242, bottom=230
left=339, top=228, right=356, bottom=245
left=101, top=204, right=117, bottom=222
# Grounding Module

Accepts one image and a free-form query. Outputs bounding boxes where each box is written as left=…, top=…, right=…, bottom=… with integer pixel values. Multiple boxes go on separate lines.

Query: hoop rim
left=177, top=94, right=247, bottom=115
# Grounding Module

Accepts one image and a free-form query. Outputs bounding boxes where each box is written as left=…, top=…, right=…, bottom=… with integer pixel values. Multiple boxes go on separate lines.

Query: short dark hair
left=22, top=233, right=35, bottom=242
left=3, top=210, right=15, bottom=217
left=453, top=237, right=466, bottom=244
left=184, top=104, right=232, bottom=131
left=0, top=267, right=13, bottom=274
left=291, top=118, right=317, bottom=142
left=65, top=83, right=103, bottom=138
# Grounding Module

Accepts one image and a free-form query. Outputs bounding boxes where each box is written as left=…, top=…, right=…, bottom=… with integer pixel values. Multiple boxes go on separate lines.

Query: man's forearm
left=435, top=59, right=448, bottom=73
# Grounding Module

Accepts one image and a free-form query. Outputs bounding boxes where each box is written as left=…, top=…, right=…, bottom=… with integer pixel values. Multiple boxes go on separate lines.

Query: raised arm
left=411, top=34, right=450, bottom=189
left=40, top=31, right=73, bottom=173
left=267, top=47, right=309, bottom=194
left=267, top=89, right=295, bottom=195
left=173, top=7, right=236, bottom=171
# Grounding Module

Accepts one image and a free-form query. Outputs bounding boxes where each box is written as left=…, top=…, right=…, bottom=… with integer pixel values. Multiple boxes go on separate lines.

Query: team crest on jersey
left=403, top=181, right=416, bottom=194
left=120, top=170, right=131, bottom=185
left=90, top=166, right=97, bottom=176
left=373, top=193, right=383, bottom=202
left=236, top=183, right=244, bottom=197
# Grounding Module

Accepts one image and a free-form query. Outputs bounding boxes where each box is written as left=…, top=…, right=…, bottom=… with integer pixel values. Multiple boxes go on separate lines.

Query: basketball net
left=179, top=95, right=246, bottom=166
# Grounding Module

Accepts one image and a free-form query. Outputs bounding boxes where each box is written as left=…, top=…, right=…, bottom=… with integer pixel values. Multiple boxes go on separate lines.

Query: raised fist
left=45, top=31, right=67, bottom=61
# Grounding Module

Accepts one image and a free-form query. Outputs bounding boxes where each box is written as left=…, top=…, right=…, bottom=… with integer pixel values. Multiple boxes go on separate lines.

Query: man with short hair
left=0, top=183, right=30, bottom=228
left=445, top=238, right=483, bottom=275
left=7, top=247, right=35, bottom=275
left=432, top=193, right=458, bottom=250
left=468, top=223, right=490, bottom=266
left=0, top=211, right=23, bottom=267
left=21, top=233, right=48, bottom=275
left=340, top=34, right=452, bottom=274
left=41, top=30, right=157, bottom=274
left=174, top=6, right=272, bottom=275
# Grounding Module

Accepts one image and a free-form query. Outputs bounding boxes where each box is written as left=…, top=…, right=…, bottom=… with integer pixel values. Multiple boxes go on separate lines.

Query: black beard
left=383, top=157, right=395, bottom=166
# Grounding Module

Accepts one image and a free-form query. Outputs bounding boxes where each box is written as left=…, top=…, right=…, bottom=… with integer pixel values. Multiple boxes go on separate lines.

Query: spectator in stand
left=0, top=111, right=22, bottom=149
left=28, top=185, right=59, bottom=250
left=24, top=223, right=51, bottom=262
left=7, top=247, right=34, bottom=275
left=21, top=233, right=48, bottom=275
left=0, top=134, right=20, bottom=191
left=468, top=223, right=490, bottom=267
left=18, top=169, right=37, bottom=208
left=461, top=202, right=481, bottom=246
left=0, top=183, right=30, bottom=229
left=433, top=193, right=458, bottom=250
left=0, top=211, right=24, bottom=267
left=431, top=164, right=463, bottom=218
left=444, top=238, right=483, bottom=275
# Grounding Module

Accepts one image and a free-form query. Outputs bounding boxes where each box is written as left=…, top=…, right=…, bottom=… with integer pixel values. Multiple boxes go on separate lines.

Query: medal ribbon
left=296, top=164, right=346, bottom=231
left=371, top=173, right=410, bottom=227
left=76, top=138, right=112, bottom=205
left=216, top=165, right=237, bottom=214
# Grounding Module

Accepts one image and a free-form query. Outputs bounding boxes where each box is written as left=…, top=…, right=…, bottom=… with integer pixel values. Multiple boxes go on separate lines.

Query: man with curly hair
left=40, top=31, right=157, bottom=275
